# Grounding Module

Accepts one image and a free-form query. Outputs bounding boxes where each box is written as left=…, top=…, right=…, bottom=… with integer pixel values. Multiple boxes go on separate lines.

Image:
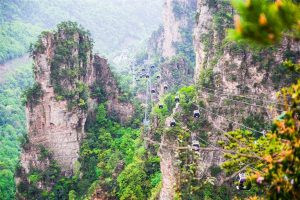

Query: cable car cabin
left=170, top=119, right=176, bottom=127
left=151, top=89, right=156, bottom=94
left=146, top=74, right=150, bottom=78
left=157, top=75, right=160, bottom=79
left=175, top=96, right=180, bottom=103
left=151, top=65, right=155, bottom=69
left=192, top=140, right=200, bottom=151
left=159, top=104, right=163, bottom=109
left=236, top=173, right=252, bottom=191
left=164, top=85, right=168, bottom=90
left=193, top=110, right=200, bottom=118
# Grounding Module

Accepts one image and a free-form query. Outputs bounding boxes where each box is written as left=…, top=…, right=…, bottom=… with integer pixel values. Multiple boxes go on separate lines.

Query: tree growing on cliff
left=221, top=0, right=300, bottom=199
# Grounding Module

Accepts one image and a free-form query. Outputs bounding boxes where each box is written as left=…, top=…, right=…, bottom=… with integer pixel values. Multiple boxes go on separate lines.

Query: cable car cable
left=197, top=105, right=264, bottom=135
left=198, top=90, right=284, bottom=113
left=199, top=86, right=287, bottom=107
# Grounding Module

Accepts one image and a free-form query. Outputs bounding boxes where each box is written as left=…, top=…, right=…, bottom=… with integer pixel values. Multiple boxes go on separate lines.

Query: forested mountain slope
left=0, top=0, right=300, bottom=199
left=136, top=0, right=300, bottom=199
left=0, top=1, right=163, bottom=198
left=0, top=0, right=163, bottom=65
left=0, top=63, right=33, bottom=199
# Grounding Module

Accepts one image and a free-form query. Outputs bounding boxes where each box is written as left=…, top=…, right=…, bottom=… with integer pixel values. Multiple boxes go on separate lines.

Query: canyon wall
left=194, top=0, right=300, bottom=127
left=146, top=0, right=300, bottom=199
left=150, top=0, right=197, bottom=60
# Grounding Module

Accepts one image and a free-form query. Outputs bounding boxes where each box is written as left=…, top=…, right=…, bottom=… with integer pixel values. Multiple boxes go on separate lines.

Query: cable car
left=192, top=140, right=200, bottom=151
left=193, top=110, right=200, bottom=118
left=236, top=173, right=252, bottom=190
left=139, top=73, right=145, bottom=78
left=170, top=119, right=176, bottom=127
left=151, top=89, right=156, bottom=94
left=157, top=75, right=160, bottom=79
left=164, top=85, right=168, bottom=90
left=159, top=104, right=163, bottom=109
left=146, top=74, right=150, bottom=78
left=175, top=96, right=180, bottom=103
left=151, top=65, right=155, bottom=69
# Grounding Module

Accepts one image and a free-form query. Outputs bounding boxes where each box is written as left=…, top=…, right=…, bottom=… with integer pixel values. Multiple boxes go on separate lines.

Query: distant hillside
left=0, top=0, right=163, bottom=64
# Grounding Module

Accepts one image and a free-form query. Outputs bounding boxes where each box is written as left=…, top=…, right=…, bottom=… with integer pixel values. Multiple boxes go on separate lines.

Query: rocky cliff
left=141, top=0, right=197, bottom=96
left=193, top=0, right=300, bottom=130
left=161, top=0, right=197, bottom=59
left=146, top=0, right=300, bottom=199
left=16, top=22, right=134, bottom=196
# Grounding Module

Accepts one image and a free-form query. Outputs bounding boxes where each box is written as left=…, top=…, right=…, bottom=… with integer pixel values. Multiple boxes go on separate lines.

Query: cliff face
left=17, top=22, right=134, bottom=194
left=193, top=0, right=300, bottom=130
left=146, top=0, right=300, bottom=199
left=143, top=0, right=197, bottom=96
left=191, top=0, right=300, bottom=188
left=194, top=0, right=300, bottom=91
left=161, top=0, right=182, bottom=58
left=150, top=0, right=197, bottom=60
left=21, top=29, right=94, bottom=176
left=92, top=55, right=135, bottom=124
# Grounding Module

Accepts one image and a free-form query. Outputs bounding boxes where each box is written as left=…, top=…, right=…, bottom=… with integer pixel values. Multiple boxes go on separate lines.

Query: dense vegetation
left=0, top=0, right=162, bottom=64
left=0, top=63, right=33, bottom=199
left=17, top=104, right=161, bottom=200
left=0, top=21, right=42, bottom=63
left=77, top=104, right=161, bottom=199
left=0, top=1, right=42, bottom=63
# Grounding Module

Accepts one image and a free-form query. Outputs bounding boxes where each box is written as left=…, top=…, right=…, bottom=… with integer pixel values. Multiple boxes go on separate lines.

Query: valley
left=0, top=0, right=299, bottom=200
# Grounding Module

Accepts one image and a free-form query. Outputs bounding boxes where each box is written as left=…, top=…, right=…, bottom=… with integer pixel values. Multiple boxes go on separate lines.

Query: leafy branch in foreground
left=221, top=82, right=300, bottom=199
left=228, top=0, right=300, bottom=45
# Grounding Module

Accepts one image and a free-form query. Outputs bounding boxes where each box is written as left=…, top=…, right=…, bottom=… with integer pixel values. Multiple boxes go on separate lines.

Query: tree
left=96, top=104, right=108, bottom=126
left=117, top=159, right=148, bottom=200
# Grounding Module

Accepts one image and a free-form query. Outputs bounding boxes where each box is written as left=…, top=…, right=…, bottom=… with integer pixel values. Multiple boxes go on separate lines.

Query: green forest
left=0, top=0, right=162, bottom=64
left=0, top=63, right=33, bottom=199
left=0, top=0, right=300, bottom=200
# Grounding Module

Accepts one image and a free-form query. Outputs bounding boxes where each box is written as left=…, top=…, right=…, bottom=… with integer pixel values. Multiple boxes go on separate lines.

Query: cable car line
left=199, top=86, right=287, bottom=107
left=138, top=62, right=268, bottom=189
left=200, top=85, right=272, bottom=99
left=195, top=105, right=264, bottom=135
left=198, top=90, right=284, bottom=113
left=180, top=123, right=263, bottom=160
